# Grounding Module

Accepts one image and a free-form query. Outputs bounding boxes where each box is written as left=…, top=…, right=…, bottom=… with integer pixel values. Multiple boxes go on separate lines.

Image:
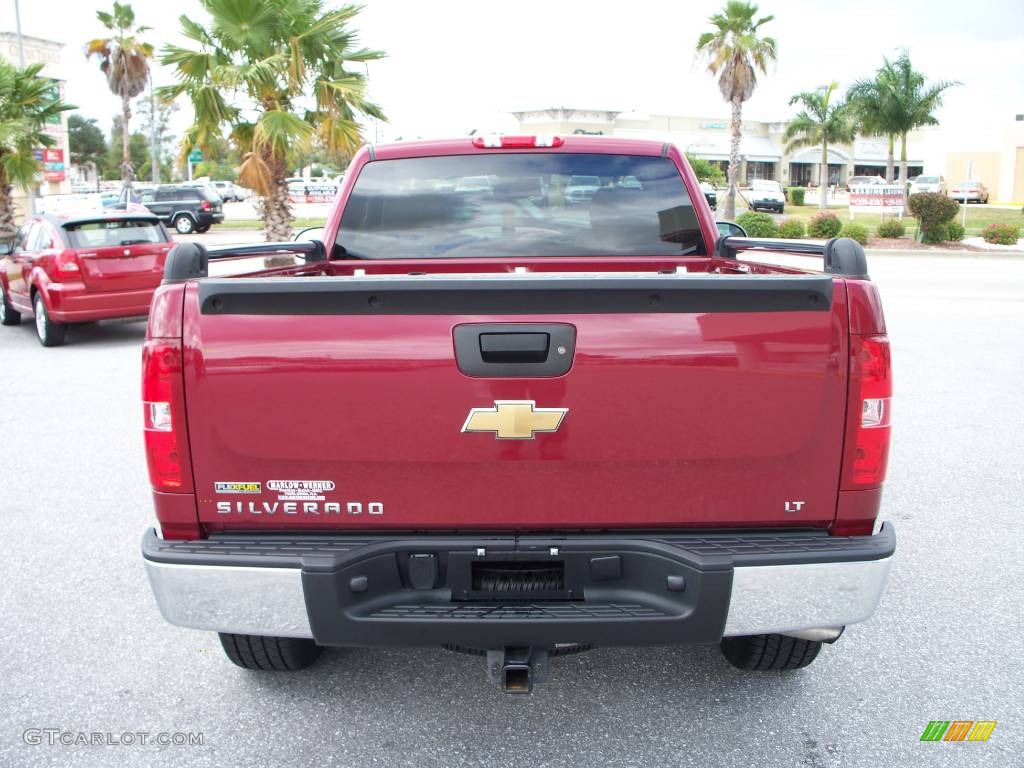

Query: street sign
left=188, top=149, right=204, bottom=163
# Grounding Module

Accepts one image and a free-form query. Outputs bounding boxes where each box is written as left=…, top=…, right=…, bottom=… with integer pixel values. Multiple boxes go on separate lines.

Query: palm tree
left=160, top=0, right=385, bottom=241
left=879, top=53, right=958, bottom=187
left=0, top=59, right=75, bottom=239
left=86, top=2, right=153, bottom=188
left=696, top=1, right=777, bottom=220
left=783, top=82, right=856, bottom=209
left=846, top=75, right=898, bottom=182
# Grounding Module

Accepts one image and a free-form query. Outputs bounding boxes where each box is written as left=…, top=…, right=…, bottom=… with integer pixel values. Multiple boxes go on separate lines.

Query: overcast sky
left=8, top=0, right=1024, bottom=144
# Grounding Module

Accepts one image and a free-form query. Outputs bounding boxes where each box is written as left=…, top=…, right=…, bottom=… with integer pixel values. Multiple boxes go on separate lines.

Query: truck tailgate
left=182, top=274, right=849, bottom=531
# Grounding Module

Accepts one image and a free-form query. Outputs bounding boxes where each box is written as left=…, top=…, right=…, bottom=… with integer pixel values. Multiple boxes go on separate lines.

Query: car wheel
left=174, top=215, right=195, bottom=234
left=195, top=225, right=210, bottom=234
left=218, top=633, right=322, bottom=671
left=0, top=284, right=21, bottom=326
left=33, top=292, right=66, bottom=347
left=720, top=633, right=822, bottom=671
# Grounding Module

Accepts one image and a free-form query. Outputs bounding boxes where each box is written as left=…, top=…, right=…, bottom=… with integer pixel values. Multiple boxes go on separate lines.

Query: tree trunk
left=0, top=175, right=17, bottom=241
left=885, top=135, right=894, bottom=183
left=262, top=152, right=293, bottom=244
left=121, top=93, right=134, bottom=188
left=820, top=142, right=829, bottom=209
left=724, top=98, right=742, bottom=220
left=899, top=134, right=909, bottom=195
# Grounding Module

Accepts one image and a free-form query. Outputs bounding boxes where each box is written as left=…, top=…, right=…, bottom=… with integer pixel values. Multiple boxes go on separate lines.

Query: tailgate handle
left=479, top=332, right=549, bottom=363
left=453, top=323, right=576, bottom=377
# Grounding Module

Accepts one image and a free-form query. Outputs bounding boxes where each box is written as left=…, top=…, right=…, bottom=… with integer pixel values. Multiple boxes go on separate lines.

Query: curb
left=866, top=248, right=1024, bottom=259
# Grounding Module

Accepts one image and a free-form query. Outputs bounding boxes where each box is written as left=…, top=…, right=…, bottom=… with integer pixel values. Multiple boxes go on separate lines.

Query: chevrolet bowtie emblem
left=461, top=400, right=568, bottom=440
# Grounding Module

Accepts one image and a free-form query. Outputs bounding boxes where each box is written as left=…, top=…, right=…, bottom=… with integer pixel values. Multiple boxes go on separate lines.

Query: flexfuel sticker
left=215, top=481, right=262, bottom=494
left=266, top=480, right=336, bottom=501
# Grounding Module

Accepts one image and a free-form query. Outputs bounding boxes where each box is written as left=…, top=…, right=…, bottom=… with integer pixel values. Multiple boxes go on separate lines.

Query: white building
left=511, top=107, right=929, bottom=187
left=0, top=31, right=73, bottom=217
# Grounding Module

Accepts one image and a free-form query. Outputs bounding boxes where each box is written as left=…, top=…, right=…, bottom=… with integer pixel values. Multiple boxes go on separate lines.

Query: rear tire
left=174, top=214, right=195, bottom=234
left=0, top=284, right=20, bottom=325
left=33, top=293, right=66, bottom=347
left=218, top=633, right=322, bottom=671
left=720, top=633, right=822, bottom=671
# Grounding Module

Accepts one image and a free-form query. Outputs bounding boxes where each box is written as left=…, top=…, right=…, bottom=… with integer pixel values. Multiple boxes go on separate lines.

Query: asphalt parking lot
left=0, top=252, right=1021, bottom=767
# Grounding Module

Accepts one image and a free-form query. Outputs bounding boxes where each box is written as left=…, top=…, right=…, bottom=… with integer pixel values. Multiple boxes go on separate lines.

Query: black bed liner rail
left=716, top=235, right=869, bottom=279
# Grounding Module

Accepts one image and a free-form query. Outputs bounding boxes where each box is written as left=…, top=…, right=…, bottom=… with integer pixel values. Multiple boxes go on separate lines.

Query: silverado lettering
left=215, top=501, right=383, bottom=515
left=141, top=135, right=894, bottom=693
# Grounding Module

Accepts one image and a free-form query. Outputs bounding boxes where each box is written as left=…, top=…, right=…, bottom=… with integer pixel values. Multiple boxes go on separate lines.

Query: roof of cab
left=370, top=135, right=670, bottom=161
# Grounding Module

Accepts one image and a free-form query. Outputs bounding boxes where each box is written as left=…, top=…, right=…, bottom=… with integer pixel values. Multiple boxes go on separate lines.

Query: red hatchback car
left=0, top=212, right=173, bottom=346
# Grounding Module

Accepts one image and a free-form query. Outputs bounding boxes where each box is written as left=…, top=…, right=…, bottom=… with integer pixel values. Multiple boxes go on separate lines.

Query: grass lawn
left=761, top=204, right=1024, bottom=237
left=218, top=218, right=325, bottom=230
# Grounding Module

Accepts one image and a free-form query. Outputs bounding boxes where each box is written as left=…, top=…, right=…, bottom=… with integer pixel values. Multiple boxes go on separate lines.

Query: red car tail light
left=142, top=340, right=192, bottom=492
left=54, top=249, right=81, bottom=278
left=471, top=134, right=565, bottom=149
left=842, top=335, right=892, bottom=489
left=200, top=200, right=211, bottom=211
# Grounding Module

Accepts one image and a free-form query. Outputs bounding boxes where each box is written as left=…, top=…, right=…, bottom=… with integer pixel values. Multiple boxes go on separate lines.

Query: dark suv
left=134, top=186, right=224, bottom=234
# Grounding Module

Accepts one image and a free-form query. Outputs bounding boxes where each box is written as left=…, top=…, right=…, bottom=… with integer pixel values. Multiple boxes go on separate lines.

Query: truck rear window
left=337, top=154, right=704, bottom=258
left=64, top=220, right=166, bottom=248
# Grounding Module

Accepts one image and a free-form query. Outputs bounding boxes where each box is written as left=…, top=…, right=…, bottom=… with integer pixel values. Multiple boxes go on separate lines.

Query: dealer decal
left=267, top=479, right=336, bottom=501
left=215, top=481, right=262, bottom=494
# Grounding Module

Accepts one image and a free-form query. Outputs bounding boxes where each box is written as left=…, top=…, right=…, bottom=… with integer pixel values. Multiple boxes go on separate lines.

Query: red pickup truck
left=0, top=212, right=172, bottom=346
left=141, top=136, right=894, bottom=692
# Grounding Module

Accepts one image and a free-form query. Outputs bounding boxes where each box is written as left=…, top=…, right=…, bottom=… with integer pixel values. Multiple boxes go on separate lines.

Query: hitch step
left=486, top=647, right=549, bottom=694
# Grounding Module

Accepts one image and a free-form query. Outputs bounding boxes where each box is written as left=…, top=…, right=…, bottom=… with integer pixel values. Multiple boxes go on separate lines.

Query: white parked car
left=210, top=180, right=241, bottom=202
left=948, top=181, right=989, bottom=204
left=846, top=175, right=886, bottom=189
left=748, top=179, right=785, bottom=213
left=909, top=176, right=946, bottom=195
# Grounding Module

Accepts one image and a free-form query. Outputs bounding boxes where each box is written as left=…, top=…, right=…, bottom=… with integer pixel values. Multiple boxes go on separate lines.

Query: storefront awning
left=790, top=147, right=849, bottom=164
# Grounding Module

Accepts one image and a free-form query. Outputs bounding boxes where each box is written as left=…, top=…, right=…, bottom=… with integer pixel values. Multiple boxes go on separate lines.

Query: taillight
left=200, top=200, right=211, bottom=211
left=142, top=340, right=191, bottom=492
left=471, top=134, right=565, bottom=149
left=842, top=335, right=892, bottom=489
left=54, top=250, right=81, bottom=278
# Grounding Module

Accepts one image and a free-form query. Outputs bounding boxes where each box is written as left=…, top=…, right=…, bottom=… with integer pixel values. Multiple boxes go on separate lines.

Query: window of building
left=745, top=161, right=776, bottom=182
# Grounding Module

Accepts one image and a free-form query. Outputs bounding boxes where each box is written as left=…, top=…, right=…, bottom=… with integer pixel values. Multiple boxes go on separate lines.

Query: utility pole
left=14, top=0, right=24, bottom=65
left=149, top=73, right=159, bottom=183
left=15, top=0, right=36, bottom=214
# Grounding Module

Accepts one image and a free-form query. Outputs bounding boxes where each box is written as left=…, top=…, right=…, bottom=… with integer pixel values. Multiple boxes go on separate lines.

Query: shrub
left=735, top=211, right=779, bottom=238
left=787, top=187, right=805, bottom=206
left=685, top=153, right=725, bottom=186
left=946, top=221, right=965, bottom=242
left=921, top=223, right=948, bottom=244
left=876, top=218, right=906, bottom=238
left=808, top=211, right=842, bottom=238
left=981, top=222, right=1021, bottom=245
left=840, top=222, right=869, bottom=245
left=907, top=192, right=959, bottom=241
left=778, top=219, right=806, bottom=238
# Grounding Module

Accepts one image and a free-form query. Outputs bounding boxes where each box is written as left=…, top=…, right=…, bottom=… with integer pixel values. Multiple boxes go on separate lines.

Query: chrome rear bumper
left=143, top=525, right=895, bottom=643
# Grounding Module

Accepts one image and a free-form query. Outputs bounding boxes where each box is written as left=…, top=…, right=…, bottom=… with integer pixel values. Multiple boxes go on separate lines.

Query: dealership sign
left=849, top=184, right=904, bottom=216
left=42, top=148, right=65, bottom=182
left=288, top=181, right=338, bottom=204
